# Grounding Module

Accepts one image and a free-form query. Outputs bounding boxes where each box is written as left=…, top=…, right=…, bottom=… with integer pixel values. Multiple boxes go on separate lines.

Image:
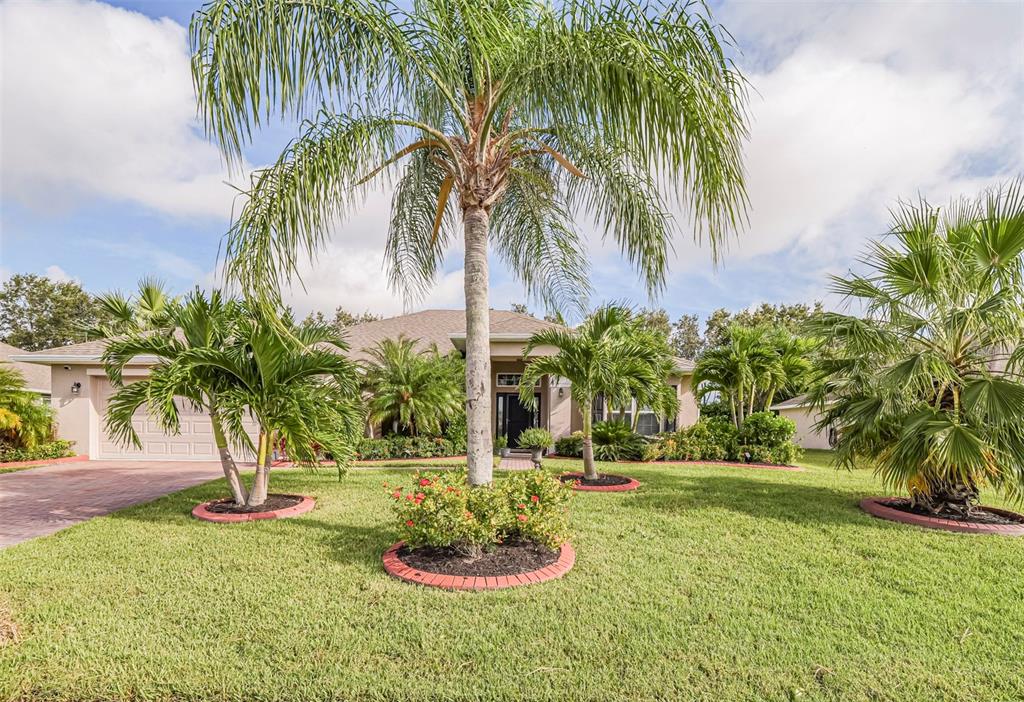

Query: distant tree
left=703, top=302, right=823, bottom=350
left=510, top=303, right=531, bottom=316
left=634, top=308, right=672, bottom=339
left=670, top=313, right=702, bottom=359
left=303, top=306, right=382, bottom=334
left=543, top=311, right=567, bottom=326
left=0, top=274, right=98, bottom=350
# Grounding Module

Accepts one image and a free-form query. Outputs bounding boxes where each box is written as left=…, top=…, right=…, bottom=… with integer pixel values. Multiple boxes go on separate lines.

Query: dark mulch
left=397, top=539, right=559, bottom=577
left=883, top=499, right=1024, bottom=526
left=204, top=494, right=304, bottom=515
left=559, top=473, right=633, bottom=487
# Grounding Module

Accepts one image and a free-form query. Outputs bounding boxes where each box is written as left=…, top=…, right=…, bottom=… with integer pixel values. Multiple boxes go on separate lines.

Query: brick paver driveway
left=0, top=460, right=225, bottom=548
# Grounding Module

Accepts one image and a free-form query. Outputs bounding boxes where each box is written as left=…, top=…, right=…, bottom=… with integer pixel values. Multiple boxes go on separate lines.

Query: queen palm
left=361, top=336, right=464, bottom=436
left=518, top=306, right=676, bottom=479
left=809, top=180, right=1024, bottom=517
left=190, top=0, right=748, bottom=485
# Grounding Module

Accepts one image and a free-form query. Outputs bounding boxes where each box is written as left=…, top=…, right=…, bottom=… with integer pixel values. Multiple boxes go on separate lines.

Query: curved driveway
left=0, top=460, right=224, bottom=548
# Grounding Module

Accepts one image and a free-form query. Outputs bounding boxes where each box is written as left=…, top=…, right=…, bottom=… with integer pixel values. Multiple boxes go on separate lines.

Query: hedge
left=0, top=440, right=75, bottom=464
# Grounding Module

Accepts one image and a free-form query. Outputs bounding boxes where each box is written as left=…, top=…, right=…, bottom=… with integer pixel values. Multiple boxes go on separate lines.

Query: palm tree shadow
left=630, top=471, right=871, bottom=527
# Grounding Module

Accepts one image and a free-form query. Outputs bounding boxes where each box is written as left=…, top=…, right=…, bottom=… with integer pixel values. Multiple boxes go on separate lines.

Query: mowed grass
left=1, top=456, right=1023, bottom=701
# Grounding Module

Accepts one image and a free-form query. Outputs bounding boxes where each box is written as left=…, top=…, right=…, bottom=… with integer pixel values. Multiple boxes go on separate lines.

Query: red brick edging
left=382, top=541, right=575, bottom=590
left=0, top=454, right=87, bottom=469
left=192, top=495, right=316, bottom=523
left=561, top=472, right=641, bottom=492
left=860, top=497, right=1024, bottom=536
left=546, top=455, right=802, bottom=472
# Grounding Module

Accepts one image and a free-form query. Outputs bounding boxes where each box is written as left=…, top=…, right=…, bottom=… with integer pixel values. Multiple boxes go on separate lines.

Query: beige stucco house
left=770, top=393, right=835, bottom=450
left=12, top=309, right=698, bottom=461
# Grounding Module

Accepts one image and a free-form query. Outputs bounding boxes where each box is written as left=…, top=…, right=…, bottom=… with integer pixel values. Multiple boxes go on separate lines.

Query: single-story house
left=11, top=309, right=698, bottom=461
left=770, top=393, right=836, bottom=450
left=0, top=341, right=51, bottom=399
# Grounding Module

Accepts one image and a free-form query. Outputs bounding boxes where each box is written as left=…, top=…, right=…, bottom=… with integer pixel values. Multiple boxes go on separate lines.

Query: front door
left=497, top=393, right=540, bottom=448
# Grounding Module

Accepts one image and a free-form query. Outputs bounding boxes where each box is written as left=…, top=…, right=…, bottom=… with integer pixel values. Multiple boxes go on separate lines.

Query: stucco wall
left=566, top=375, right=699, bottom=435
left=49, top=365, right=98, bottom=458
left=780, top=406, right=832, bottom=450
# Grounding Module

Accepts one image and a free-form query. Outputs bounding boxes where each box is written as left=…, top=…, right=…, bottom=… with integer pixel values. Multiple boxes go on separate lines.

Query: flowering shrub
left=387, top=470, right=573, bottom=553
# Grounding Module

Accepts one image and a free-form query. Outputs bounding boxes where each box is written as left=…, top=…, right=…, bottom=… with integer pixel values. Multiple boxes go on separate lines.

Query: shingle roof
left=0, top=342, right=51, bottom=394
left=342, top=309, right=562, bottom=362
left=13, top=337, right=110, bottom=360
left=769, top=393, right=835, bottom=410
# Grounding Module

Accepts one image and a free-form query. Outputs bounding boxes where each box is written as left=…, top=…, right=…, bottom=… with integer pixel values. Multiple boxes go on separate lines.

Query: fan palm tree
left=103, top=290, right=253, bottom=505
left=361, top=336, right=464, bottom=436
left=183, top=311, right=364, bottom=507
left=0, top=363, right=54, bottom=448
left=91, top=277, right=179, bottom=338
left=808, top=179, right=1024, bottom=517
left=190, top=0, right=748, bottom=485
left=518, top=305, right=677, bottom=479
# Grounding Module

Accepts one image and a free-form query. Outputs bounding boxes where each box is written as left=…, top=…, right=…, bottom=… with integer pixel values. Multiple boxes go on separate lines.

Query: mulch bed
left=882, top=498, right=1024, bottom=526
left=559, top=472, right=641, bottom=492
left=860, top=497, right=1024, bottom=536
left=203, top=494, right=305, bottom=514
left=397, top=540, right=559, bottom=578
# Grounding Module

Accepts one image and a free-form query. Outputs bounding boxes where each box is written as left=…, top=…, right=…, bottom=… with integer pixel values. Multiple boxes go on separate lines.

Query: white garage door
left=95, top=379, right=256, bottom=461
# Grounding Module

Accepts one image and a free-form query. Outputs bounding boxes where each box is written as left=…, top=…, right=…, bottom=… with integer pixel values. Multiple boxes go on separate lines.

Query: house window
left=496, top=373, right=522, bottom=387
left=596, top=384, right=680, bottom=436
left=592, top=393, right=604, bottom=425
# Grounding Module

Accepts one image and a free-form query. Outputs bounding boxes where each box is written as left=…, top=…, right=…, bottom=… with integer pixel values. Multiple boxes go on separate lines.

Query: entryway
left=496, top=392, right=540, bottom=448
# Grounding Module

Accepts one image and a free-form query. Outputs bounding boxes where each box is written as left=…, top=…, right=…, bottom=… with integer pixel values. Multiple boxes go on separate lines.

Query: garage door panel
left=95, top=379, right=258, bottom=461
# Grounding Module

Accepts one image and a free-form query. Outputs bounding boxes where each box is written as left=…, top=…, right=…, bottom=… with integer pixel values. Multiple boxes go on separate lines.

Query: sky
left=1, top=0, right=1021, bottom=324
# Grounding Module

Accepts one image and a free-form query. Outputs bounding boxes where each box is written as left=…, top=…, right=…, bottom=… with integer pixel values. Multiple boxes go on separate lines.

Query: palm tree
left=694, top=325, right=776, bottom=427
left=103, top=290, right=253, bottom=505
left=190, top=0, right=748, bottom=485
left=518, top=306, right=677, bottom=479
left=184, top=311, right=364, bottom=507
left=361, top=336, right=464, bottom=437
left=808, top=180, right=1024, bottom=517
left=0, top=363, right=54, bottom=449
left=90, top=277, right=179, bottom=337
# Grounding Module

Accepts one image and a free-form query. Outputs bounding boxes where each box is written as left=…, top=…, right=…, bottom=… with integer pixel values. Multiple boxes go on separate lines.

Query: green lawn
left=1, top=456, right=1022, bottom=701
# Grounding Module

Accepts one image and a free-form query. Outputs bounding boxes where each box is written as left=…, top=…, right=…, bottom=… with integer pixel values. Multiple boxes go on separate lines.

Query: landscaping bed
left=192, top=494, right=315, bottom=523
left=860, top=497, right=1024, bottom=535
left=2, top=458, right=1023, bottom=701
left=560, top=472, right=641, bottom=492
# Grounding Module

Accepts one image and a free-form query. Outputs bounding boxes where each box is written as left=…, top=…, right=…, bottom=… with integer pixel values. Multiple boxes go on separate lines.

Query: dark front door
left=497, top=393, right=540, bottom=448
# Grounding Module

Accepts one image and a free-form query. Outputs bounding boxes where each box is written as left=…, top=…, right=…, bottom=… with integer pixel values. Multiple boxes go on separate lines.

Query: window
left=592, top=393, right=604, bottom=425
left=596, top=384, right=679, bottom=436
left=496, top=373, right=522, bottom=387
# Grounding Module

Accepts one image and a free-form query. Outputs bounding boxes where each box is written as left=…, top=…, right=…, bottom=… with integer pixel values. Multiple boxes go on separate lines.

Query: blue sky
left=1, top=0, right=1021, bottom=323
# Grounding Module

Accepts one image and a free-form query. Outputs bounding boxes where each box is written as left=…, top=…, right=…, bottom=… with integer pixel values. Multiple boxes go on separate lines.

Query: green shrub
left=493, top=435, right=508, bottom=452
left=592, top=421, right=644, bottom=461
left=517, top=428, right=553, bottom=450
left=553, top=432, right=584, bottom=457
left=442, top=412, right=468, bottom=454
left=387, top=471, right=573, bottom=553
left=639, top=440, right=664, bottom=462
left=663, top=418, right=736, bottom=461
left=739, top=412, right=796, bottom=448
left=0, top=439, right=75, bottom=464
left=356, top=435, right=459, bottom=461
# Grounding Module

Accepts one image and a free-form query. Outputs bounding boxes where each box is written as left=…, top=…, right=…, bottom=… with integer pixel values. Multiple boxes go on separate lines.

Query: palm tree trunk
left=247, top=430, right=270, bottom=508
left=748, top=383, right=757, bottom=417
left=729, top=392, right=738, bottom=428
left=463, top=205, right=493, bottom=486
left=582, top=401, right=598, bottom=480
left=209, top=403, right=247, bottom=506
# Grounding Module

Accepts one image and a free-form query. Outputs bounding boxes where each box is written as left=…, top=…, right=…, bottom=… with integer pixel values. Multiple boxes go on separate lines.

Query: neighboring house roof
left=0, top=342, right=52, bottom=394
left=344, top=309, right=562, bottom=362
left=770, top=393, right=836, bottom=411
left=673, top=356, right=696, bottom=373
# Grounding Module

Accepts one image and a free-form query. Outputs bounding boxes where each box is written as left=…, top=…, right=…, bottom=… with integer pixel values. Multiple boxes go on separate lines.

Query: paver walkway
left=498, top=454, right=536, bottom=471
left=0, top=460, right=225, bottom=548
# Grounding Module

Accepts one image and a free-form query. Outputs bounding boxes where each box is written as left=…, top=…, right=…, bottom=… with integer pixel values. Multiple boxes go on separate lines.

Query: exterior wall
left=50, top=365, right=97, bottom=458
left=780, top=406, right=832, bottom=450
left=564, top=374, right=699, bottom=437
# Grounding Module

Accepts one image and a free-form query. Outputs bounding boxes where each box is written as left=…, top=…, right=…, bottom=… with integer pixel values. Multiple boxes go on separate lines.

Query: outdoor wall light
left=70, top=382, right=82, bottom=395
left=558, top=387, right=565, bottom=398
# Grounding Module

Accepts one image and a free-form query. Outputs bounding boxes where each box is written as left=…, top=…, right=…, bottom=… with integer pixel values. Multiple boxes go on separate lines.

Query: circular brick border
left=192, top=494, right=316, bottom=523
left=561, top=472, right=640, bottom=492
left=860, top=497, right=1024, bottom=536
left=382, top=541, right=575, bottom=590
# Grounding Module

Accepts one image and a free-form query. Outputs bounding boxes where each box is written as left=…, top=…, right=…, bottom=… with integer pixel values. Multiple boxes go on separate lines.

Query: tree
left=694, top=325, right=776, bottom=428
left=809, top=180, right=1024, bottom=517
left=518, top=306, right=676, bottom=479
left=0, top=363, right=54, bottom=448
left=303, top=306, right=382, bottom=333
left=0, top=274, right=97, bottom=350
left=361, top=336, right=464, bottom=436
left=91, top=278, right=178, bottom=338
left=103, top=290, right=253, bottom=505
left=670, top=313, right=702, bottom=359
left=510, top=303, right=531, bottom=316
left=190, top=0, right=748, bottom=486
left=703, top=302, right=823, bottom=350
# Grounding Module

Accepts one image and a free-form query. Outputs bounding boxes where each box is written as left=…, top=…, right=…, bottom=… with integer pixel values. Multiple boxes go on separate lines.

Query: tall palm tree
left=361, top=336, right=464, bottom=436
left=808, top=180, right=1024, bottom=517
left=103, top=290, right=253, bottom=505
left=518, top=306, right=676, bottom=479
left=694, top=325, right=776, bottom=427
left=0, top=363, right=54, bottom=449
left=91, top=277, right=178, bottom=338
left=190, top=0, right=748, bottom=485
left=184, top=311, right=364, bottom=506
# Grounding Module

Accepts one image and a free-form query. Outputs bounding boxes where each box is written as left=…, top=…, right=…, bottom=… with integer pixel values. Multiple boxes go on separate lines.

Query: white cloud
left=0, top=0, right=244, bottom=218
left=43, top=265, right=77, bottom=283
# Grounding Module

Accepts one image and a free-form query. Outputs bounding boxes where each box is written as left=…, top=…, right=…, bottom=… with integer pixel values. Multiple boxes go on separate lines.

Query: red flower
left=405, top=520, right=414, bottom=527
left=517, top=514, right=528, bottom=522
left=391, top=491, right=401, bottom=499
left=517, top=503, right=526, bottom=510
left=415, top=492, right=426, bottom=500
left=413, top=498, right=423, bottom=505
left=464, top=511, right=474, bottom=519
left=446, top=486, right=456, bottom=492
left=419, top=478, right=431, bottom=487
left=406, top=494, right=415, bottom=501
left=530, top=495, right=540, bottom=503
